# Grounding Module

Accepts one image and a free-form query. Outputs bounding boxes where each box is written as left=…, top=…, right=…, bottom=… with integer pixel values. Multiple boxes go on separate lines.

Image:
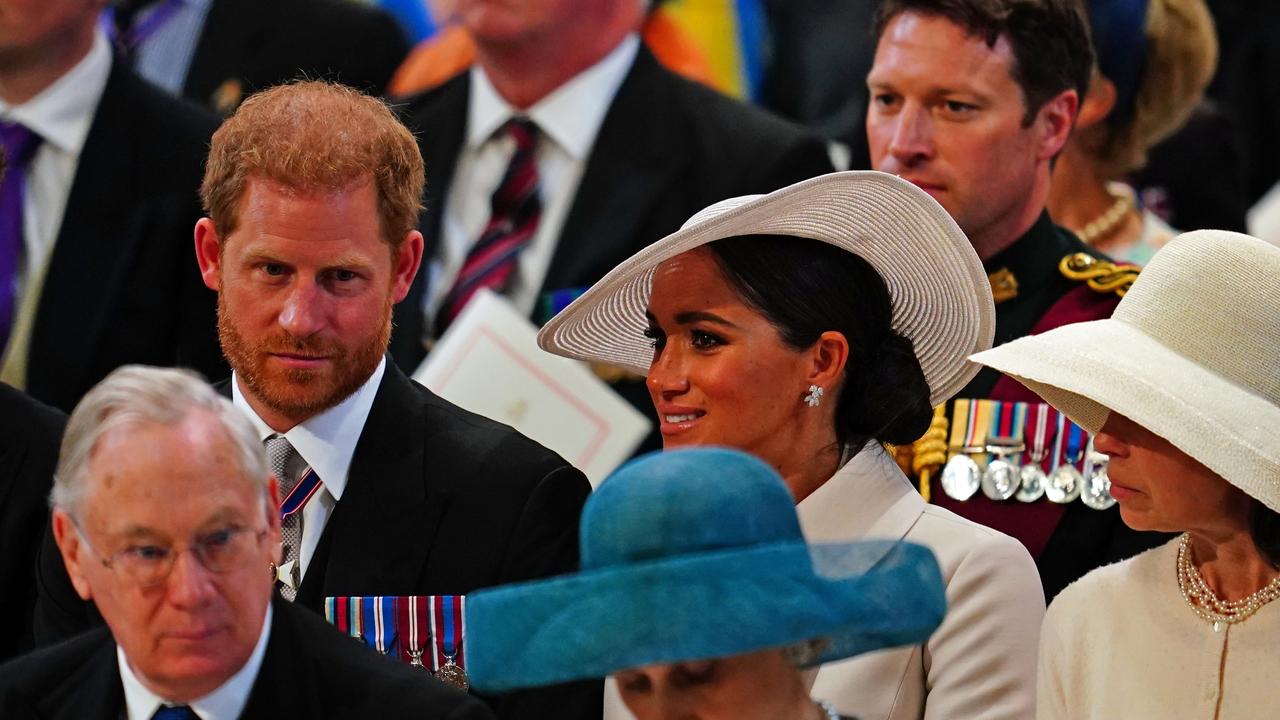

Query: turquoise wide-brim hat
left=465, top=448, right=947, bottom=691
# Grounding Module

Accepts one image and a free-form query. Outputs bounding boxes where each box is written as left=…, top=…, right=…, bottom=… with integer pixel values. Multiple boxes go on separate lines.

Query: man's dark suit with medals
left=31, top=81, right=594, bottom=720
left=866, top=0, right=1173, bottom=603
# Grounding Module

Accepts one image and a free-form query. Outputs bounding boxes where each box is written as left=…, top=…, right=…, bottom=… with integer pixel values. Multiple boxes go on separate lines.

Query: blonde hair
left=1094, top=0, right=1217, bottom=176
left=201, top=80, right=425, bottom=250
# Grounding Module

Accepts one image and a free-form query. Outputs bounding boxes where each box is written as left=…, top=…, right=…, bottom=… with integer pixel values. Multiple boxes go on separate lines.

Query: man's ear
left=52, top=509, right=95, bottom=602
left=194, top=218, right=224, bottom=292
left=1035, top=88, right=1081, bottom=161
left=805, top=331, right=850, bottom=394
left=391, top=230, right=424, bottom=303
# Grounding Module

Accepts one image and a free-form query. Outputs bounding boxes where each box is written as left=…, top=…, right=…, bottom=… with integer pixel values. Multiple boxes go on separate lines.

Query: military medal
left=1045, top=416, right=1084, bottom=504
left=1017, top=403, right=1052, bottom=502
left=403, top=596, right=431, bottom=670
left=1080, top=436, right=1116, bottom=510
left=941, top=399, right=982, bottom=501
left=433, top=595, right=469, bottom=691
left=981, top=401, right=1026, bottom=501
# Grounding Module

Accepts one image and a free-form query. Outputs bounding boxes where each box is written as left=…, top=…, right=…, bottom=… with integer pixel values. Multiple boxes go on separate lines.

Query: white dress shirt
left=127, top=0, right=214, bottom=95
left=120, top=605, right=272, bottom=720
left=422, top=34, right=640, bottom=336
left=0, top=29, right=111, bottom=367
left=232, top=357, right=386, bottom=579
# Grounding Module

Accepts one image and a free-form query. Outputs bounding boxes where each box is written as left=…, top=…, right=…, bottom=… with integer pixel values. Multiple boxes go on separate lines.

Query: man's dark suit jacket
left=0, top=596, right=493, bottom=719
left=34, top=361, right=598, bottom=718
left=388, top=46, right=836, bottom=370
left=23, top=59, right=226, bottom=413
left=181, top=0, right=409, bottom=113
left=0, top=385, right=65, bottom=662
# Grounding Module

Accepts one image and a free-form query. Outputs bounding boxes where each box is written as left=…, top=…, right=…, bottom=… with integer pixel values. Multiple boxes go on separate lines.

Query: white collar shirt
left=423, top=34, right=640, bottom=338
left=119, top=604, right=273, bottom=720
left=231, top=357, right=386, bottom=578
left=0, top=29, right=111, bottom=360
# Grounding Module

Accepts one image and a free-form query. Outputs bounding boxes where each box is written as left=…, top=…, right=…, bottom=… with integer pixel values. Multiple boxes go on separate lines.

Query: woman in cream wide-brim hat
left=538, top=171, right=1045, bottom=720
left=969, top=229, right=1280, bottom=720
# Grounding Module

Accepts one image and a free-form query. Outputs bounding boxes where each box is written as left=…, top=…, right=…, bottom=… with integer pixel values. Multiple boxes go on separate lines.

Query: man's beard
left=218, top=293, right=393, bottom=424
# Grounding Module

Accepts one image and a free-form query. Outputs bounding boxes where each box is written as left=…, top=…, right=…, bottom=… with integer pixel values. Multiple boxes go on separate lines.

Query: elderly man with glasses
left=0, top=365, right=491, bottom=720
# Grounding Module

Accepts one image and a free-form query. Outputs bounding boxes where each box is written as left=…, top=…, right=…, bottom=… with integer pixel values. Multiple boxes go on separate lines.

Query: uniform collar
left=231, top=357, right=387, bottom=501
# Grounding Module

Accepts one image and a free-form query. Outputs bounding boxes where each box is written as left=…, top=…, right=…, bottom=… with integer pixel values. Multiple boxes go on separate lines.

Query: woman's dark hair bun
left=706, top=234, right=934, bottom=450
left=837, top=331, right=934, bottom=446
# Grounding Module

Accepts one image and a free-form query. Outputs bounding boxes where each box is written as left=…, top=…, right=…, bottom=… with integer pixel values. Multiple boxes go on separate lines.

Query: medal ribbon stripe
left=970, top=400, right=994, bottom=469
left=1064, top=421, right=1085, bottom=469
left=1011, top=402, right=1028, bottom=464
left=279, top=467, right=322, bottom=520
left=428, top=596, right=441, bottom=671
left=1050, top=412, right=1067, bottom=472
left=947, top=399, right=970, bottom=459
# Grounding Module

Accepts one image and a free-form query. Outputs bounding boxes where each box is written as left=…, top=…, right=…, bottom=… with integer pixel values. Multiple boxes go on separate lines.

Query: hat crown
left=1113, top=230, right=1280, bottom=405
left=581, top=448, right=803, bottom=570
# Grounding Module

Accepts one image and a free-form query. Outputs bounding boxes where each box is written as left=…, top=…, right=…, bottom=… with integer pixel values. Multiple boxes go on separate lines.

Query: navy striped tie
left=435, top=118, right=542, bottom=336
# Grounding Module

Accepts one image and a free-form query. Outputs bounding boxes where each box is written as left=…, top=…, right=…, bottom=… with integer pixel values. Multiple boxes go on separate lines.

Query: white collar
left=231, top=357, right=387, bottom=501
left=466, top=33, right=640, bottom=159
left=119, top=604, right=273, bottom=720
left=796, top=442, right=924, bottom=542
left=0, top=28, right=112, bottom=155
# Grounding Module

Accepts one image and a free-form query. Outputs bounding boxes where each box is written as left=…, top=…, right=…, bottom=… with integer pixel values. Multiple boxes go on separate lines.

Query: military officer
left=866, top=0, right=1173, bottom=601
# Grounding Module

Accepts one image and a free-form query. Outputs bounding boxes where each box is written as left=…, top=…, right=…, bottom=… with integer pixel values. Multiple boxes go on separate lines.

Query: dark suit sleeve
left=0, top=387, right=66, bottom=662
left=488, top=459, right=602, bottom=720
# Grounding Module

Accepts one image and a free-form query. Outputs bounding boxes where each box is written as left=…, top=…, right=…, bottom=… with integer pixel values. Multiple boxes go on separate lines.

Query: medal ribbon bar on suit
left=279, top=467, right=322, bottom=520
left=360, top=596, right=397, bottom=656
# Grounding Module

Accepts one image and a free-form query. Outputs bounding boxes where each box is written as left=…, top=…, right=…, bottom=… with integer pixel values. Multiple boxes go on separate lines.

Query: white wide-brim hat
left=971, top=230, right=1280, bottom=512
left=537, top=171, right=996, bottom=406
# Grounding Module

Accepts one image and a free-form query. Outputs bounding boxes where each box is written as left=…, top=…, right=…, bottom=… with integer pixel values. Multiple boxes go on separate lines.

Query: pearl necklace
left=1077, top=188, right=1135, bottom=243
left=1175, top=533, right=1280, bottom=632
left=814, top=699, right=839, bottom=720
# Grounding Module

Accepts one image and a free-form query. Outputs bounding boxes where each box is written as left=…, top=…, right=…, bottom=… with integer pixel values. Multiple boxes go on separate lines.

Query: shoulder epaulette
left=1058, top=252, right=1141, bottom=298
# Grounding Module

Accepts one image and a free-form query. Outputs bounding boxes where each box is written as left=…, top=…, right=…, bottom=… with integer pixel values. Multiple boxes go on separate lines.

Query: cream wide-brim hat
left=537, top=171, right=995, bottom=406
left=971, top=230, right=1280, bottom=512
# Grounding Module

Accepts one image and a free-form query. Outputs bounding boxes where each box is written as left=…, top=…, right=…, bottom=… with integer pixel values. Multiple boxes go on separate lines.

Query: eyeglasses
left=75, top=522, right=270, bottom=589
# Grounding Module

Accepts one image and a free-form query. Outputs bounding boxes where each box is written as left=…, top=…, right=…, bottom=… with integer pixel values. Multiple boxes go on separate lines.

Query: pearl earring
left=804, top=384, right=824, bottom=407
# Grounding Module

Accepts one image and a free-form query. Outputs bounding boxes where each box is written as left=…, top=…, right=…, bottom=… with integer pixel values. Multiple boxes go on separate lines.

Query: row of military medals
left=324, top=595, right=469, bottom=691
left=940, top=399, right=1115, bottom=509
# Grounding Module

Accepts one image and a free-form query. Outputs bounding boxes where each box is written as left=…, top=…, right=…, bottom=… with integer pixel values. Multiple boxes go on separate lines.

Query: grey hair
left=782, top=637, right=832, bottom=668
left=52, top=365, right=268, bottom=519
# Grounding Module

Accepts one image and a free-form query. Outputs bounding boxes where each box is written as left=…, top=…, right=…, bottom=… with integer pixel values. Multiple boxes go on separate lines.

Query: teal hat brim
left=465, top=539, right=945, bottom=691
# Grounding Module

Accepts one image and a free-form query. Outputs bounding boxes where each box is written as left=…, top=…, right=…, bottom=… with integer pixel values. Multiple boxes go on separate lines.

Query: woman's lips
left=657, top=408, right=706, bottom=436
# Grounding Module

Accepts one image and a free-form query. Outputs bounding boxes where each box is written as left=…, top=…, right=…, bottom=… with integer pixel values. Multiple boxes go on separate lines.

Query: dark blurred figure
left=0, top=0, right=226, bottom=413
left=107, top=0, right=410, bottom=114
left=0, top=384, right=64, bottom=662
left=1201, top=0, right=1280, bottom=205
left=761, top=0, right=880, bottom=169
left=1130, top=100, right=1248, bottom=234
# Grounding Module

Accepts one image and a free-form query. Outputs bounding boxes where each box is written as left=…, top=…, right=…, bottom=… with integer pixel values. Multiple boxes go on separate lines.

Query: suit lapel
left=301, top=363, right=450, bottom=604
left=540, top=48, right=690, bottom=296
left=241, top=600, right=323, bottom=716
left=34, top=632, right=124, bottom=720
left=390, top=72, right=469, bottom=367
left=32, top=63, right=153, bottom=398
left=183, top=0, right=268, bottom=109
left=796, top=446, right=924, bottom=543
